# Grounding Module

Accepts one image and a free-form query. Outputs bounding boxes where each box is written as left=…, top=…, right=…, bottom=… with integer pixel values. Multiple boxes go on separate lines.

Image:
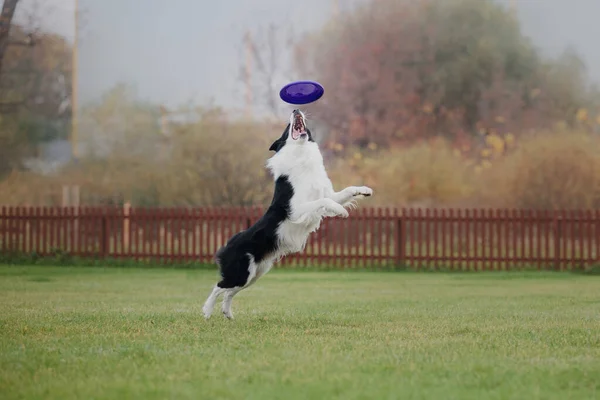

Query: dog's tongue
left=292, top=130, right=301, bottom=140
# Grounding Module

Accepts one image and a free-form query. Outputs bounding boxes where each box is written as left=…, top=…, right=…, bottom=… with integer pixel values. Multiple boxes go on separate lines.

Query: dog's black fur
left=214, top=174, right=294, bottom=288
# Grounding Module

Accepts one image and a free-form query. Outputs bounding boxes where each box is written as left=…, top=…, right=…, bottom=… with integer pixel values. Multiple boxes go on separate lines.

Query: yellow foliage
left=575, top=108, right=588, bottom=122
left=422, top=104, right=433, bottom=114
left=480, top=148, right=491, bottom=158
left=555, top=120, right=568, bottom=130
left=331, top=139, right=473, bottom=206
left=479, top=130, right=600, bottom=209
left=485, top=134, right=505, bottom=154
left=504, top=133, right=515, bottom=146
left=0, top=172, right=58, bottom=205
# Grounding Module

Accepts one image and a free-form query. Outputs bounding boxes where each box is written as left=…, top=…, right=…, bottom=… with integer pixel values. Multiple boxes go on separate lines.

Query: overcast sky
left=18, top=0, right=600, bottom=113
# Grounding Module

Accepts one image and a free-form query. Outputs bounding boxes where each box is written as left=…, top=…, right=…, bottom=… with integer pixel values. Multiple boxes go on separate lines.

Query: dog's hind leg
left=205, top=253, right=254, bottom=320
left=202, top=285, right=226, bottom=319
left=220, top=257, right=272, bottom=319
left=221, top=287, right=243, bottom=319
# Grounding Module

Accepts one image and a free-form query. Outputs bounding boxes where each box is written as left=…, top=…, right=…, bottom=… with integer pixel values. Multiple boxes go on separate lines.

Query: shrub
left=328, top=138, right=474, bottom=207
left=479, top=130, right=600, bottom=209
left=0, top=171, right=59, bottom=205
left=0, top=110, right=280, bottom=207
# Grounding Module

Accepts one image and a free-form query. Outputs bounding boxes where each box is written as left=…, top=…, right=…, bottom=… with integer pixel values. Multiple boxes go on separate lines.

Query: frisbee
left=279, top=80, right=324, bottom=105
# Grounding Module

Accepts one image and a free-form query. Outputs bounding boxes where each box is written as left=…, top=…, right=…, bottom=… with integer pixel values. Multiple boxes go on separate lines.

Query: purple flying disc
left=279, top=80, right=324, bottom=105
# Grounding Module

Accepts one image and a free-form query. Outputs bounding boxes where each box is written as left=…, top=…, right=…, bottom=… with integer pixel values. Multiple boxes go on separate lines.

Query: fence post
left=554, top=215, right=562, bottom=271
left=101, top=211, right=109, bottom=258
left=0, top=206, right=5, bottom=253
left=395, top=217, right=405, bottom=268
left=123, top=202, right=130, bottom=252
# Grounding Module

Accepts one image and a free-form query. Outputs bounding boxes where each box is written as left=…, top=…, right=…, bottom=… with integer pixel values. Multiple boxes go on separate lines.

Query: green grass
left=0, top=266, right=599, bottom=400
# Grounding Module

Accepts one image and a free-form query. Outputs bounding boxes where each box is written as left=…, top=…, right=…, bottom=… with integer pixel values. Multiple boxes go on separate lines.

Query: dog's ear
left=269, top=124, right=290, bottom=152
left=269, top=139, right=283, bottom=152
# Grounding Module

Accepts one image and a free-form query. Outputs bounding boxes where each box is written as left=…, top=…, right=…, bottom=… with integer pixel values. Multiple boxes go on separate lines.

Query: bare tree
left=0, top=0, right=20, bottom=76
left=0, top=0, right=72, bottom=176
left=240, top=24, right=296, bottom=118
left=0, top=0, right=42, bottom=113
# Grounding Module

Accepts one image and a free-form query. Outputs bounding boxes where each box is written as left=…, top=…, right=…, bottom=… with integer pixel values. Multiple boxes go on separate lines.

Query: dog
left=201, top=109, right=373, bottom=319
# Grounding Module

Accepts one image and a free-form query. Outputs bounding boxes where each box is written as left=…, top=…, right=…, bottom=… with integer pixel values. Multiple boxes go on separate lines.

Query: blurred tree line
left=2, top=0, right=600, bottom=209
left=293, top=0, right=599, bottom=151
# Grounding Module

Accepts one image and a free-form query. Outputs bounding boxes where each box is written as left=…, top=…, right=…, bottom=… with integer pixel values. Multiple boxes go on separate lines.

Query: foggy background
left=3, top=0, right=600, bottom=210
left=27, top=0, right=600, bottom=109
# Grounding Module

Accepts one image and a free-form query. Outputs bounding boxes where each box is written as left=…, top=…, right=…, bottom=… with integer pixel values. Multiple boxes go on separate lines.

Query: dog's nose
left=293, top=109, right=300, bottom=115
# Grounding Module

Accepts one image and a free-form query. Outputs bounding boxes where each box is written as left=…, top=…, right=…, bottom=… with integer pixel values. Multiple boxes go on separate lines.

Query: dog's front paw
left=330, top=202, right=349, bottom=218
left=353, top=186, right=373, bottom=197
left=323, top=199, right=349, bottom=218
left=336, top=207, right=349, bottom=218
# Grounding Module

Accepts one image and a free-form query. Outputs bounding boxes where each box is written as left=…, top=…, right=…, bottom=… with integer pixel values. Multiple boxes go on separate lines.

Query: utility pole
left=332, top=0, right=339, bottom=18
left=71, top=0, right=79, bottom=159
left=69, top=0, right=81, bottom=211
left=244, top=30, right=253, bottom=118
left=159, top=105, right=168, bottom=136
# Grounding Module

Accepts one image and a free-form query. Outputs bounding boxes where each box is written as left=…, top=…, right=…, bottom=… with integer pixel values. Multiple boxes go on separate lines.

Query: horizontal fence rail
left=1, top=206, right=599, bottom=270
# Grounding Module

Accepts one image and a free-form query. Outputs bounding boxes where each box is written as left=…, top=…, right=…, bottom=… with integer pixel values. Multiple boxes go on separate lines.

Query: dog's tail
left=214, top=246, right=227, bottom=279
left=214, top=246, right=225, bottom=270
left=214, top=231, right=243, bottom=276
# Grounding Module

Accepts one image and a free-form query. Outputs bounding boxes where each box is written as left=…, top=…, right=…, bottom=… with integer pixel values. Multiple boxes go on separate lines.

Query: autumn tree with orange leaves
left=295, top=0, right=595, bottom=152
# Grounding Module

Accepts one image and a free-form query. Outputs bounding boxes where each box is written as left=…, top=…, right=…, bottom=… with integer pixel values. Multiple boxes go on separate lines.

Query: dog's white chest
left=290, top=169, right=330, bottom=203
left=295, top=182, right=325, bottom=204
left=275, top=175, right=329, bottom=255
left=267, top=141, right=333, bottom=256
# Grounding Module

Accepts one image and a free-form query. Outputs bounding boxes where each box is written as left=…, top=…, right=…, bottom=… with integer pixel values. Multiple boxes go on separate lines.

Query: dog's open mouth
left=292, top=112, right=306, bottom=140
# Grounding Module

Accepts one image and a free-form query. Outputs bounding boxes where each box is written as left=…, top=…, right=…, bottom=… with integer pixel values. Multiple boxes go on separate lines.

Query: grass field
left=0, top=266, right=599, bottom=400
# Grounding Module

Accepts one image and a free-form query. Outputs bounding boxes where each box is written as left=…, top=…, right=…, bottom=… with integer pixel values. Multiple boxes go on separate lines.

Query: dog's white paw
left=354, top=186, right=373, bottom=197
left=340, top=207, right=350, bottom=218
left=202, top=304, right=212, bottom=320
left=322, top=199, right=349, bottom=218
left=330, top=203, right=349, bottom=218
left=222, top=304, right=234, bottom=320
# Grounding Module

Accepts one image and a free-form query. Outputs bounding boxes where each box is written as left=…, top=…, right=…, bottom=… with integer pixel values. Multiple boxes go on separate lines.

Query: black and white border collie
left=202, top=109, right=373, bottom=319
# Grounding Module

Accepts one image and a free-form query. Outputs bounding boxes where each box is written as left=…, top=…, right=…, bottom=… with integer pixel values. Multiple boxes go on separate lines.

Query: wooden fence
left=1, top=206, right=599, bottom=270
